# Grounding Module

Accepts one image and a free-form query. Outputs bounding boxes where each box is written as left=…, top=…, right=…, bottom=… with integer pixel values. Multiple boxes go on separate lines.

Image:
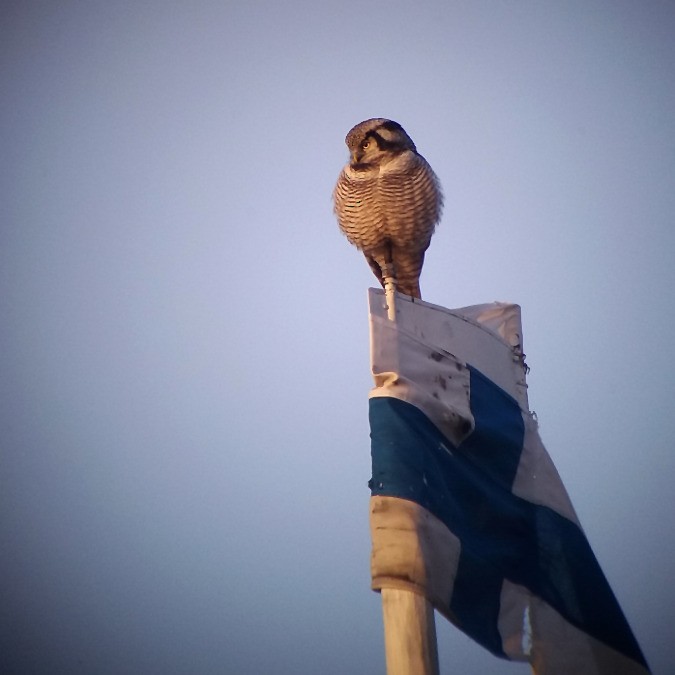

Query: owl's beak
left=350, top=150, right=363, bottom=165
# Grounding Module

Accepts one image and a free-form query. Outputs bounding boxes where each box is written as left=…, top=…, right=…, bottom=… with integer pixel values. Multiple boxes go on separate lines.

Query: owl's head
left=345, top=118, right=417, bottom=168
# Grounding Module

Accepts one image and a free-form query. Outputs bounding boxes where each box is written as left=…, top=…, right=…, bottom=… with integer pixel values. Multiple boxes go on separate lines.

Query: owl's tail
left=396, top=277, right=422, bottom=300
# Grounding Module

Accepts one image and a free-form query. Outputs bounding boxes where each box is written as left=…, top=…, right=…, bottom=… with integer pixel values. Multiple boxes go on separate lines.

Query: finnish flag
left=367, top=289, right=649, bottom=675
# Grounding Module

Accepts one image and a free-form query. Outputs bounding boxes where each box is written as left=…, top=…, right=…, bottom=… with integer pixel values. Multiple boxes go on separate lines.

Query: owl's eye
left=361, top=140, right=370, bottom=150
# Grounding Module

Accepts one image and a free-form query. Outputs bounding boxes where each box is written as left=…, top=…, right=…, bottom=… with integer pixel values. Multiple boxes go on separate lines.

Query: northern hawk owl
left=333, top=118, right=443, bottom=299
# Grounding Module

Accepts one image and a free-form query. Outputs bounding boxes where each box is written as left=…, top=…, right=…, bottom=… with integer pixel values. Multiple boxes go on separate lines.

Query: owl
left=333, top=118, right=443, bottom=299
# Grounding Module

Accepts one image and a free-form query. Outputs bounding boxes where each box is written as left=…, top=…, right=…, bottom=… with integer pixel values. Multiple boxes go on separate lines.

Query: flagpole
left=379, top=286, right=439, bottom=675
left=382, top=588, right=440, bottom=675
left=383, top=268, right=397, bottom=321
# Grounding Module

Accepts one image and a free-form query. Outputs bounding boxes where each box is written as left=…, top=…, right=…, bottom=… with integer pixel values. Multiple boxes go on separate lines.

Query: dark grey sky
left=2, top=2, right=674, bottom=673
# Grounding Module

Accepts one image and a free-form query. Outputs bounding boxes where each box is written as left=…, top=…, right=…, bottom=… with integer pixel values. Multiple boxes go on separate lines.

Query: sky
left=1, top=1, right=674, bottom=673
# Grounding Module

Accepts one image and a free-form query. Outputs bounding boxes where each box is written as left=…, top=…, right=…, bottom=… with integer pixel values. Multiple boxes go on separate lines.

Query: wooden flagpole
left=380, top=283, right=440, bottom=675
left=382, top=589, right=440, bottom=675
left=383, top=270, right=397, bottom=322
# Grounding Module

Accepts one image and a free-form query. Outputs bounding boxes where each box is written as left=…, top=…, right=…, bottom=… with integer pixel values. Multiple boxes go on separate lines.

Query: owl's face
left=345, top=118, right=417, bottom=168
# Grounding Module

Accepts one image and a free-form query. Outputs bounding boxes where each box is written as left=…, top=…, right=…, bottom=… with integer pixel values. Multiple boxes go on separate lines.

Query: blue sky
left=2, top=2, right=674, bottom=673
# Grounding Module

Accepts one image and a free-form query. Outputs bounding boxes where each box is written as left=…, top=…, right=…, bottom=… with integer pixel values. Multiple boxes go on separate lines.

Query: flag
left=368, top=289, right=649, bottom=674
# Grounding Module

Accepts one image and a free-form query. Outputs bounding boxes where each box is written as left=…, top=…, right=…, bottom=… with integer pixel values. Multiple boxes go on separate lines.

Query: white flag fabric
left=368, top=289, right=649, bottom=674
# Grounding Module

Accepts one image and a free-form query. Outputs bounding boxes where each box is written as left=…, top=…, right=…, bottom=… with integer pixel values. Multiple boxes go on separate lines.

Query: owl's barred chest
left=335, top=165, right=438, bottom=249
